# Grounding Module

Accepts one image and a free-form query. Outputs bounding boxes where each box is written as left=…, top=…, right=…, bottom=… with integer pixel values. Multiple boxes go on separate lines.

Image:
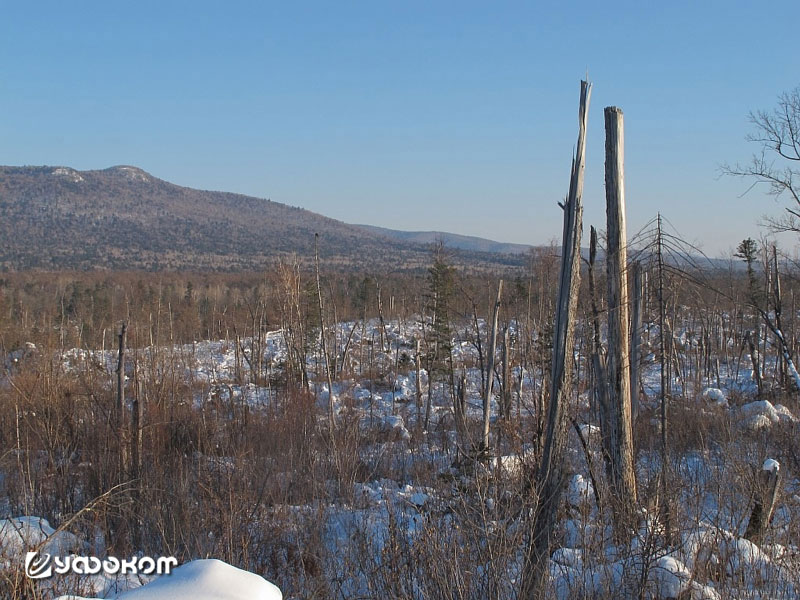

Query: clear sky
left=1, top=1, right=798, bottom=257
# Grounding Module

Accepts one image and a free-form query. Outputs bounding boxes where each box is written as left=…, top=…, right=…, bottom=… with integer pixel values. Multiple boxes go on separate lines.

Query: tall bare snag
left=522, top=79, right=591, bottom=599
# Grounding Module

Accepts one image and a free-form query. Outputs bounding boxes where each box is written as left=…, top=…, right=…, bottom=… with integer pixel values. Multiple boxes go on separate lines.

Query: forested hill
left=0, top=165, right=525, bottom=272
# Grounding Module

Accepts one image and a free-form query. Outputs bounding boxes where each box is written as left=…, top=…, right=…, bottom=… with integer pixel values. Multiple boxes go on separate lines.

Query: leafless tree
left=723, top=86, right=800, bottom=232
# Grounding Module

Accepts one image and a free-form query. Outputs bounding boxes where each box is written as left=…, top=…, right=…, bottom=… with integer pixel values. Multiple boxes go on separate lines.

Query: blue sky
left=2, top=1, right=798, bottom=256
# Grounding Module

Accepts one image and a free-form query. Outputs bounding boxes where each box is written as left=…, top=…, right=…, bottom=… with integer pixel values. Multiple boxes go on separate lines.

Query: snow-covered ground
left=3, top=315, right=799, bottom=598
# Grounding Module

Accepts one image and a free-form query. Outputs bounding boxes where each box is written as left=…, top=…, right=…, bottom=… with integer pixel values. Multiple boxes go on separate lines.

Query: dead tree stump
left=744, top=461, right=782, bottom=545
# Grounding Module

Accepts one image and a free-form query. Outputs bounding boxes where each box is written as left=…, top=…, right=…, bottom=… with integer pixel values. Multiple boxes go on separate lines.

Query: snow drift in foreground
left=57, top=559, right=282, bottom=600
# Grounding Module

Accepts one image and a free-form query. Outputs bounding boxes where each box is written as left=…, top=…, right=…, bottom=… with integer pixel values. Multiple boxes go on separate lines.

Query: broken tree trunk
left=745, top=329, right=764, bottom=396
left=744, top=461, right=782, bottom=545
left=482, top=279, right=503, bottom=452
left=756, top=310, right=800, bottom=392
left=521, top=79, right=591, bottom=600
left=603, top=105, right=638, bottom=530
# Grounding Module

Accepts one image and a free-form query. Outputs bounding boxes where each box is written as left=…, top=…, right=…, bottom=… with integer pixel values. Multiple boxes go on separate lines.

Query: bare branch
left=725, top=86, right=800, bottom=234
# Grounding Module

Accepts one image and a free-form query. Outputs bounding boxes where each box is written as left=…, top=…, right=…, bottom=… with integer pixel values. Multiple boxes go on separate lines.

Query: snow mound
left=720, top=537, right=773, bottom=584
left=0, top=516, right=79, bottom=556
left=115, top=559, right=282, bottom=600
left=549, top=553, right=721, bottom=600
left=739, top=400, right=780, bottom=430
left=741, top=414, right=772, bottom=431
left=380, top=414, right=411, bottom=441
left=652, top=555, right=692, bottom=599
left=701, top=387, right=728, bottom=407
left=677, top=525, right=720, bottom=572
left=773, top=404, right=797, bottom=423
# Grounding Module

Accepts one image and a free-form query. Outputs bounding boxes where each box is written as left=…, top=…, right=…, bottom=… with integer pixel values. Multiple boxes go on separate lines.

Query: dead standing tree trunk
left=502, top=326, right=512, bottom=419
left=130, top=349, right=144, bottom=550
left=655, top=213, right=675, bottom=542
left=314, top=233, right=336, bottom=431
left=131, top=356, right=143, bottom=481
left=116, top=322, right=128, bottom=478
left=588, top=225, right=611, bottom=433
left=744, top=461, right=783, bottom=545
left=482, top=279, right=503, bottom=453
left=630, top=262, right=643, bottom=420
left=761, top=247, right=800, bottom=392
left=415, top=339, right=423, bottom=429
left=521, top=79, right=591, bottom=600
left=602, top=106, right=638, bottom=530
left=773, top=245, right=785, bottom=386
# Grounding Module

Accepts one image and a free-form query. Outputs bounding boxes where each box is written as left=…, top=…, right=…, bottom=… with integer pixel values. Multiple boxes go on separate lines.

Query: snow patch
left=52, top=167, right=84, bottom=182
left=578, top=423, right=600, bottom=440
left=739, top=400, right=781, bottom=430
left=652, top=555, right=692, bottom=599
left=113, top=559, right=282, bottom=600
left=773, top=404, right=797, bottom=423
left=701, top=387, right=728, bottom=407
left=380, top=414, right=411, bottom=441
left=720, top=537, right=773, bottom=584
left=566, top=474, right=594, bottom=509
left=551, top=547, right=583, bottom=569
left=113, top=166, right=150, bottom=182
left=0, top=516, right=80, bottom=556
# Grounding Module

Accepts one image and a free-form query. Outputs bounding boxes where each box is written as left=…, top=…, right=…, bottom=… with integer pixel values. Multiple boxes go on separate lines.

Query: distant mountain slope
left=0, top=165, right=525, bottom=272
left=355, top=224, right=532, bottom=255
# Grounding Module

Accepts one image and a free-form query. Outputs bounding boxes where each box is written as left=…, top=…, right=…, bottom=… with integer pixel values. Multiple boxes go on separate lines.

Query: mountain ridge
left=0, top=165, right=527, bottom=272
left=354, top=224, right=533, bottom=255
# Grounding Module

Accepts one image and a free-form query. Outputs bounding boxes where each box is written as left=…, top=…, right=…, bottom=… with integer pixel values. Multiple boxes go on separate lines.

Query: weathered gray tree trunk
left=746, top=329, right=763, bottom=395
left=521, top=79, right=591, bottom=600
left=377, top=284, right=389, bottom=353
left=603, top=106, right=638, bottom=528
left=482, top=279, right=503, bottom=452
